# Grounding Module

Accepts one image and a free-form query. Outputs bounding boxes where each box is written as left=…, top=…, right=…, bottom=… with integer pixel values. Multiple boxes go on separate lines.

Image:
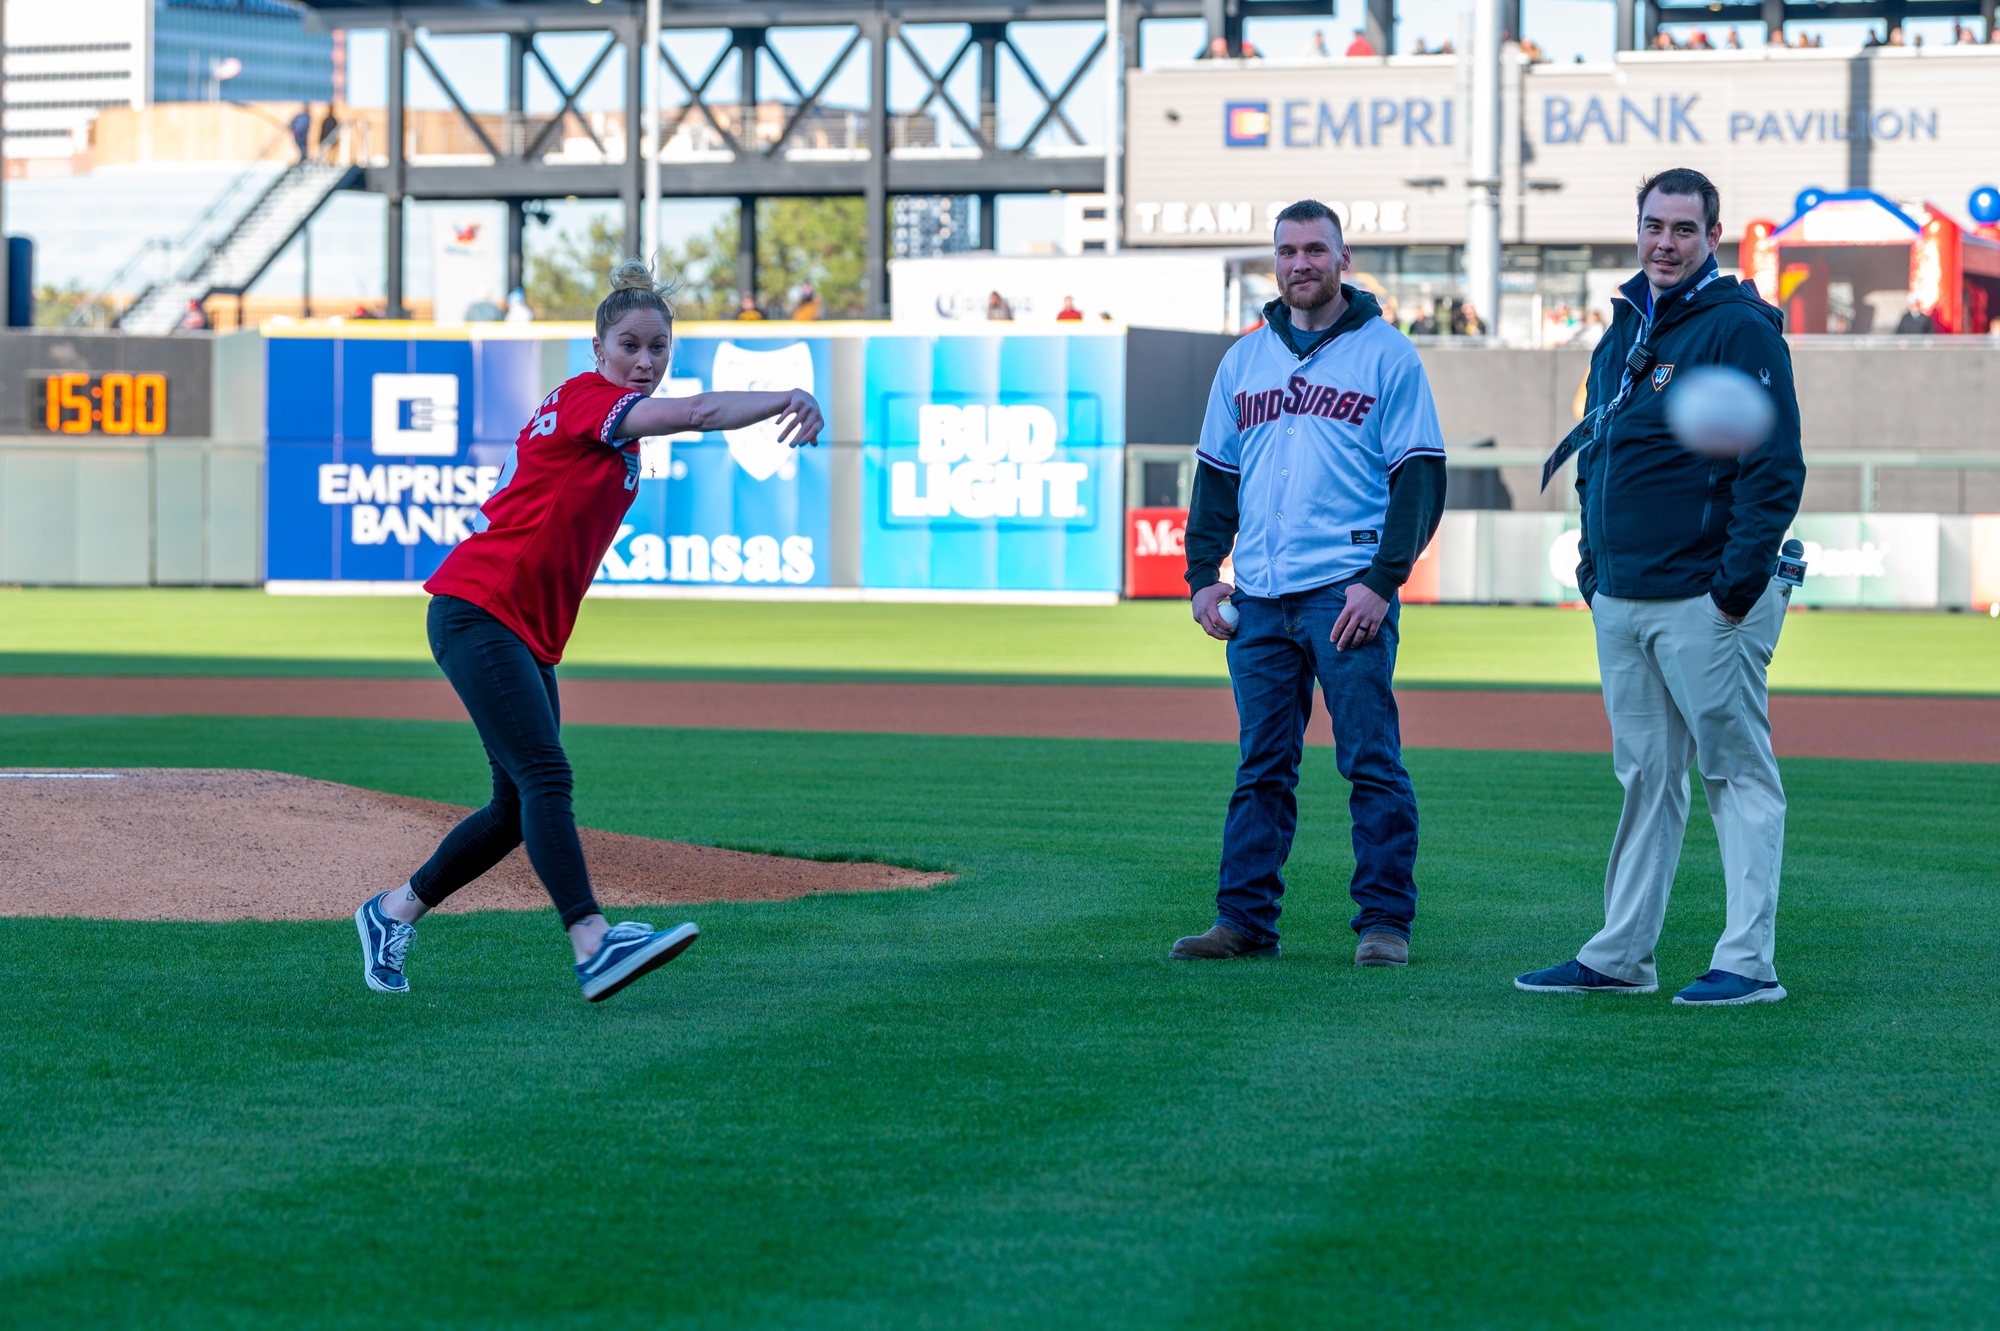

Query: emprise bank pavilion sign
left=1124, top=46, right=2000, bottom=246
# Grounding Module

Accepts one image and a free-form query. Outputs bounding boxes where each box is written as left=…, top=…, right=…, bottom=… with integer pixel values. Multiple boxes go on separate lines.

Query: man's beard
left=1283, top=274, right=1340, bottom=312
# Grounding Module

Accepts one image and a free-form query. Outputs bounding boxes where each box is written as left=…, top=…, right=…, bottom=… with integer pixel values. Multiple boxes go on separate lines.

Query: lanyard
left=1539, top=263, right=1720, bottom=491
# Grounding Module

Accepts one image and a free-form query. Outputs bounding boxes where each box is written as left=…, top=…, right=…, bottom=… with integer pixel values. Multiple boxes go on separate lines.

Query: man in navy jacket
left=1517, top=168, right=1806, bottom=1006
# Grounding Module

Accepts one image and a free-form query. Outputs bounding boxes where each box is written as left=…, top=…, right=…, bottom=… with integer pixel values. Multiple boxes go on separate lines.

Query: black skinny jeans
left=409, top=595, right=601, bottom=927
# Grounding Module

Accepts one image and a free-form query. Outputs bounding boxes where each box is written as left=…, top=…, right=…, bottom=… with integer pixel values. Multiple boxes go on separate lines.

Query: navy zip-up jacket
left=1575, top=259, right=1805, bottom=617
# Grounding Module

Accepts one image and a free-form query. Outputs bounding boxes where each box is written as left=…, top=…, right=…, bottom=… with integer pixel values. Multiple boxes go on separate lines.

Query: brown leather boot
left=1170, top=924, right=1280, bottom=960
left=1355, top=930, right=1409, bottom=967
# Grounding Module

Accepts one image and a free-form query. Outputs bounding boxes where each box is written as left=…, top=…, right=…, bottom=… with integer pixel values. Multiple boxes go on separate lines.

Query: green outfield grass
left=1, top=717, right=1995, bottom=1328
left=1, top=588, right=1996, bottom=693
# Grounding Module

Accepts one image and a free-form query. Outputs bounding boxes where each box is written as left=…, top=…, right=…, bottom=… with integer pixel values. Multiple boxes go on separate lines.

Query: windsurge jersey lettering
left=1233, top=376, right=1379, bottom=429
left=1197, top=304, right=1445, bottom=598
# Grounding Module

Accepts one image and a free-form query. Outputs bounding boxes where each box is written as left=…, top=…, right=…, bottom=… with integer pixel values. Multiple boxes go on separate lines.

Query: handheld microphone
left=1776, top=538, right=1806, bottom=588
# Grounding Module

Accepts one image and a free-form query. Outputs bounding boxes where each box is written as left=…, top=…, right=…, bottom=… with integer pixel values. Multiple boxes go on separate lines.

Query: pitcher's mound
left=0, top=769, right=949, bottom=922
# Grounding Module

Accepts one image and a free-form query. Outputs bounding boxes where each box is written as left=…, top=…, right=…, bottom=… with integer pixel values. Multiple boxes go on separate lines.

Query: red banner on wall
left=1126, top=507, right=1440, bottom=602
left=1126, top=506, right=1189, bottom=598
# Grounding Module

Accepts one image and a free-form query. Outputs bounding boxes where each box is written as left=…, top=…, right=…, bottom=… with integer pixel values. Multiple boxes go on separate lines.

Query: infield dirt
left=0, top=768, right=948, bottom=922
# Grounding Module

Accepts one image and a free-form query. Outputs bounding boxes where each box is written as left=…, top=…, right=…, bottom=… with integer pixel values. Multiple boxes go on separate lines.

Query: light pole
left=643, top=0, right=661, bottom=265
left=1104, top=0, right=1120, bottom=254
left=1465, top=0, right=1501, bottom=338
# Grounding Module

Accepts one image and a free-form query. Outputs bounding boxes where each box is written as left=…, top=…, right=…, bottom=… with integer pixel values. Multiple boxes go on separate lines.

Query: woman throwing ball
left=355, top=260, right=823, bottom=1001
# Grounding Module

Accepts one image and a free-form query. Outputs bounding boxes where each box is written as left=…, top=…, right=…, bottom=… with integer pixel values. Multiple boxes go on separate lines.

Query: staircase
left=119, top=157, right=358, bottom=335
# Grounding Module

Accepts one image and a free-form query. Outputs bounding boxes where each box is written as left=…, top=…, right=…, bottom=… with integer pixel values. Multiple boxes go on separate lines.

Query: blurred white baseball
left=1665, top=365, right=1776, bottom=459
left=1215, top=601, right=1240, bottom=628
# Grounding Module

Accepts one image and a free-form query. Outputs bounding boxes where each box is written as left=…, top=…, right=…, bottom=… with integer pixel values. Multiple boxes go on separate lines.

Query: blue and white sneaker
left=1673, top=970, right=1787, bottom=1006
left=577, top=920, right=699, bottom=1002
left=1514, top=958, right=1657, bottom=995
left=355, top=892, right=415, bottom=994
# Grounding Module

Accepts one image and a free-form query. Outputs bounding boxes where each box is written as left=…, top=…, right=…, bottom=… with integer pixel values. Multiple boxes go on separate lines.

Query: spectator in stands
left=1346, top=28, right=1376, bottom=56
left=1409, top=304, right=1440, bottom=335
left=1573, top=308, right=1607, bottom=346
left=1887, top=25, right=1906, bottom=44
left=737, top=293, right=766, bottom=320
left=986, top=290, right=1015, bottom=321
left=1453, top=300, right=1485, bottom=336
left=1726, top=28, right=1743, bottom=48
left=349, top=303, right=379, bottom=320
left=1056, top=295, right=1084, bottom=322
left=177, top=299, right=210, bottom=332
left=1199, top=37, right=1229, bottom=57
left=505, top=288, right=534, bottom=324
left=1652, top=31, right=1675, bottom=50
left=1863, top=27, right=1883, bottom=46
left=1380, top=296, right=1402, bottom=329
left=1895, top=296, right=1936, bottom=334
left=290, top=104, right=313, bottom=161
left=1312, top=29, right=1330, bottom=57
left=319, top=109, right=340, bottom=154
left=792, top=282, right=821, bottom=320
left=1689, top=29, right=1714, bottom=48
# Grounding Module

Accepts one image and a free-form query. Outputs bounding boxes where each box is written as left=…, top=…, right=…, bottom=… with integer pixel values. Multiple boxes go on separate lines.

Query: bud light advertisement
left=861, top=331, right=1124, bottom=594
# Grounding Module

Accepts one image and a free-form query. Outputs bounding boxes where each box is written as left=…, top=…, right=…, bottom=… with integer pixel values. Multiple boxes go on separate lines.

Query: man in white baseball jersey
left=1171, top=200, right=1448, bottom=966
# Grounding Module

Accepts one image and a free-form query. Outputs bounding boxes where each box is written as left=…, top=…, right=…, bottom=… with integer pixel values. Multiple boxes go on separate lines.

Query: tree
left=35, top=282, right=115, bottom=329
left=672, top=198, right=867, bottom=318
left=523, top=197, right=868, bottom=322
left=523, top=213, right=627, bottom=321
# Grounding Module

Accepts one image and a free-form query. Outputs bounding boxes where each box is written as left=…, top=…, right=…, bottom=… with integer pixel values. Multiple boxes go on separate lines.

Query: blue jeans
left=409, top=595, right=601, bottom=928
left=1216, top=579, right=1419, bottom=946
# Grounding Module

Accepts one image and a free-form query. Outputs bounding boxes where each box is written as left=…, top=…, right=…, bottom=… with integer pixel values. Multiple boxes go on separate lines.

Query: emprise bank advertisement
left=263, top=326, right=833, bottom=592
left=264, top=323, right=1122, bottom=600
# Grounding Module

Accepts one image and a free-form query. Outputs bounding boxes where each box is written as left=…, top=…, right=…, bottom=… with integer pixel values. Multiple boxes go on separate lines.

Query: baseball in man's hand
left=1192, top=582, right=1238, bottom=640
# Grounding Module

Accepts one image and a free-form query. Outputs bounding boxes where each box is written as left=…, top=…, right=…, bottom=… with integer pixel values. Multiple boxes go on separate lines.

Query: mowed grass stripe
left=2, top=589, right=1996, bottom=694
left=0, top=719, right=1994, bottom=1328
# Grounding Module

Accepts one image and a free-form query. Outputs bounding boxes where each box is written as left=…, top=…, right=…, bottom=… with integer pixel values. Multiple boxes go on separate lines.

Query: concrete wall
left=0, top=329, right=263, bottom=586
left=0, top=437, right=262, bottom=585
left=1415, top=341, right=2000, bottom=515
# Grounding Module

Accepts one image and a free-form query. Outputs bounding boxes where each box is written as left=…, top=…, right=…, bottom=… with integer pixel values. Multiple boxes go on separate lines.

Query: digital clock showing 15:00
left=35, top=371, right=169, bottom=435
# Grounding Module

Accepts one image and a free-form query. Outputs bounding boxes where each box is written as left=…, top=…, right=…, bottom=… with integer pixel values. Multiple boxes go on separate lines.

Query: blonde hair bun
left=594, top=257, right=680, bottom=336
left=607, top=258, right=661, bottom=295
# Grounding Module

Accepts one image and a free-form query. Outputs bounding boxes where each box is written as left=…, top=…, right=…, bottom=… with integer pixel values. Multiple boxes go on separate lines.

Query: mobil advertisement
left=263, top=327, right=830, bottom=590
left=862, top=331, right=1123, bottom=594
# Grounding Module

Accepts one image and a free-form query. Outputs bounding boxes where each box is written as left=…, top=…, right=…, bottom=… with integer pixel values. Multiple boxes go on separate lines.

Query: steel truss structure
left=301, top=0, right=1327, bottom=316
left=300, top=0, right=1994, bottom=318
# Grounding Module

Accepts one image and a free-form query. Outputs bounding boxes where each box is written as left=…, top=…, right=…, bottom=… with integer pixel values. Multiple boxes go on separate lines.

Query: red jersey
left=426, top=372, right=644, bottom=663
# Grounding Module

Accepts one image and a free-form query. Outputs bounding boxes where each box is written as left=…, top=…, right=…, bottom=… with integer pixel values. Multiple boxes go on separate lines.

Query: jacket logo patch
left=1350, top=529, right=1379, bottom=546
left=1651, top=364, right=1675, bottom=391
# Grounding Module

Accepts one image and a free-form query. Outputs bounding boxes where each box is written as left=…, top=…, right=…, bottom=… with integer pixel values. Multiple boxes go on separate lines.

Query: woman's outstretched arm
left=617, top=389, right=823, bottom=445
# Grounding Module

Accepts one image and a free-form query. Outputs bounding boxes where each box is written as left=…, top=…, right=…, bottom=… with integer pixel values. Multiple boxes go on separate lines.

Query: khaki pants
left=1576, top=583, right=1788, bottom=986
